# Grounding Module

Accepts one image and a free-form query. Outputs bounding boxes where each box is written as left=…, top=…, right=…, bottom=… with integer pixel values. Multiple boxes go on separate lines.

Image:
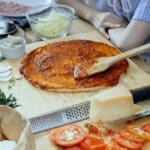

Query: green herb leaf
left=8, top=78, right=16, bottom=90
left=9, top=78, right=16, bottom=85
left=0, top=57, right=6, bottom=62
left=0, top=89, right=20, bottom=109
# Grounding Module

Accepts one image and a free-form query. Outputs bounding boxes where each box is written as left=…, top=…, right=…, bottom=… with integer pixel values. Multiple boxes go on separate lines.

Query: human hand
left=91, top=12, right=127, bottom=39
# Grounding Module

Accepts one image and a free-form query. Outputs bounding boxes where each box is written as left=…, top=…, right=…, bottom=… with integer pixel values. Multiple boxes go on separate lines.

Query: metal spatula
left=74, top=44, right=150, bottom=79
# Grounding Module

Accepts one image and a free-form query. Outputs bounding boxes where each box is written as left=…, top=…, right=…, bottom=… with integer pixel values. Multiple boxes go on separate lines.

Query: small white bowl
left=0, top=36, right=26, bottom=59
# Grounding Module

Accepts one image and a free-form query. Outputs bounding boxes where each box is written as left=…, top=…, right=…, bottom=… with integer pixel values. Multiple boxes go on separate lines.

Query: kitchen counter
left=0, top=18, right=149, bottom=150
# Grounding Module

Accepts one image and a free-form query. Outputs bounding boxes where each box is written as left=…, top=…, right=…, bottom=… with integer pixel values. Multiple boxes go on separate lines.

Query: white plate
left=0, top=0, right=55, bottom=18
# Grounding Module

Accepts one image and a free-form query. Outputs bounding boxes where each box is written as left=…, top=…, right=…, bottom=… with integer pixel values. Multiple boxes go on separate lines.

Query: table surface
left=17, top=19, right=150, bottom=149
left=0, top=18, right=150, bottom=150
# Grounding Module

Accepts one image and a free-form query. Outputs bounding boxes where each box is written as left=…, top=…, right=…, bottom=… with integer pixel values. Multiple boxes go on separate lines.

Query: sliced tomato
left=106, top=141, right=128, bottom=150
left=142, top=123, right=150, bottom=133
left=91, top=144, right=107, bottom=150
left=126, top=125, right=150, bottom=141
left=64, top=145, right=82, bottom=150
left=87, top=125, right=99, bottom=135
left=113, top=134, right=143, bottom=150
left=80, top=134, right=106, bottom=150
left=49, top=127, right=61, bottom=144
left=83, top=134, right=104, bottom=145
left=112, top=143, right=128, bottom=150
left=55, top=124, right=87, bottom=147
left=81, top=143, right=106, bottom=150
left=119, top=131, right=144, bottom=144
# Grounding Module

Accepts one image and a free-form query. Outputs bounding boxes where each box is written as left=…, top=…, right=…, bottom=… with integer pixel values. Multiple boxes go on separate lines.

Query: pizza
left=20, top=40, right=128, bottom=91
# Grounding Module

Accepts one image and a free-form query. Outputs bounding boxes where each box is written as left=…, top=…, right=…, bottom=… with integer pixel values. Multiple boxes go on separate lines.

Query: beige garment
left=0, top=106, right=35, bottom=150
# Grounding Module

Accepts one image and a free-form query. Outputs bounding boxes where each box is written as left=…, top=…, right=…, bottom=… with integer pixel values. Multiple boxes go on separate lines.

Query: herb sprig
left=0, top=57, right=6, bottom=62
left=8, top=78, right=16, bottom=90
left=0, top=89, right=20, bottom=109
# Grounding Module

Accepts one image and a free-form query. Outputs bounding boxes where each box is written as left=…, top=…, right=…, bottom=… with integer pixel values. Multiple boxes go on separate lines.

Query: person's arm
left=108, top=20, right=150, bottom=50
left=57, top=0, right=125, bottom=39
left=109, top=0, right=150, bottom=50
left=57, top=0, right=98, bottom=22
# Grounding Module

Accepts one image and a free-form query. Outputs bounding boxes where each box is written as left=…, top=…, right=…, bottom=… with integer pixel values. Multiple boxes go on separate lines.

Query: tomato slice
left=80, top=134, right=106, bottom=150
left=81, top=143, right=106, bottom=150
left=64, top=145, right=82, bottom=150
left=119, top=131, right=144, bottom=144
left=55, top=124, right=87, bottom=147
left=87, top=125, right=99, bottom=135
left=106, top=141, right=128, bottom=150
left=113, top=134, right=143, bottom=150
left=49, top=127, right=61, bottom=144
left=142, top=123, right=150, bottom=133
left=126, top=125, right=150, bottom=141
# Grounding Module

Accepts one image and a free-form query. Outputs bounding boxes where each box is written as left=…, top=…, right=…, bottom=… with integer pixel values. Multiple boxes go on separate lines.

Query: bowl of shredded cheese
left=26, top=4, right=75, bottom=40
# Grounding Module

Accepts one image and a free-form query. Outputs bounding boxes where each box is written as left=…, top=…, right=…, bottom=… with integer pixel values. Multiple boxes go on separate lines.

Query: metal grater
left=29, top=101, right=90, bottom=133
left=29, top=99, right=150, bottom=134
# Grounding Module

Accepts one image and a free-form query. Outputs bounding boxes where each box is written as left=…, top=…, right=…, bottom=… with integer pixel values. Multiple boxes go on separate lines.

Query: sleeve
left=132, top=0, right=150, bottom=22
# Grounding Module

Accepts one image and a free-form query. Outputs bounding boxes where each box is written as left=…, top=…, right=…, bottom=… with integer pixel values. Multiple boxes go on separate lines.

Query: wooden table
left=0, top=19, right=150, bottom=150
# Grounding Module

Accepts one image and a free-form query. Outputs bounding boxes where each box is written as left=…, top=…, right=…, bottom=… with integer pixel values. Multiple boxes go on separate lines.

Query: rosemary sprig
left=0, top=57, right=6, bottom=62
left=8, top=78, right=16, bottom=90
left=0, top=89, right=20, bottom=109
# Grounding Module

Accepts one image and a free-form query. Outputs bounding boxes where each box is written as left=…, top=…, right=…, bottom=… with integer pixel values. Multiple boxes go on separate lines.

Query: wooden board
left=0, top=30, right=149, bottom=119
left=0, top=30, right=150, bottom=149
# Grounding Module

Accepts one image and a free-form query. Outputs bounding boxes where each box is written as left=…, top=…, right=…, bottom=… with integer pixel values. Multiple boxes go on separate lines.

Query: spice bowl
left=26, top=4, right=75, bottom=40
left=0, top=36, right=26, bottom=59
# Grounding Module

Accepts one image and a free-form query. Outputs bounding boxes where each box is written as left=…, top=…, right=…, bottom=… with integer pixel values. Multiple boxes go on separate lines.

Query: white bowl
left=0, top=36, right=26, bottom=59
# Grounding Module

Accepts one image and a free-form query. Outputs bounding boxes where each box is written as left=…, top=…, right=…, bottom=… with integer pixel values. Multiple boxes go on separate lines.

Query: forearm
left=108, top=21, right=150, bottom=50
left=108, top=28, right=127, bottom=50
left=57, top=0, right=99, bottom=23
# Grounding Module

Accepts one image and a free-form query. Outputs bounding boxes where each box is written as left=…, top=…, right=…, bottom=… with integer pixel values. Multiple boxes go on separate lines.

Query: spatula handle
left=112, top=44, right=150, bottom=62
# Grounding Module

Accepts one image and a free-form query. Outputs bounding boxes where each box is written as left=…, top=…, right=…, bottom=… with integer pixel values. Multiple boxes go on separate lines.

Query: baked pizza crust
left=20, top=40, right=128, bottom=92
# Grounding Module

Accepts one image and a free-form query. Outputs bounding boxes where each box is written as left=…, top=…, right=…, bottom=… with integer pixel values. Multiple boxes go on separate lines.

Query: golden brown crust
left=20, top=40, right=128, bottom=91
